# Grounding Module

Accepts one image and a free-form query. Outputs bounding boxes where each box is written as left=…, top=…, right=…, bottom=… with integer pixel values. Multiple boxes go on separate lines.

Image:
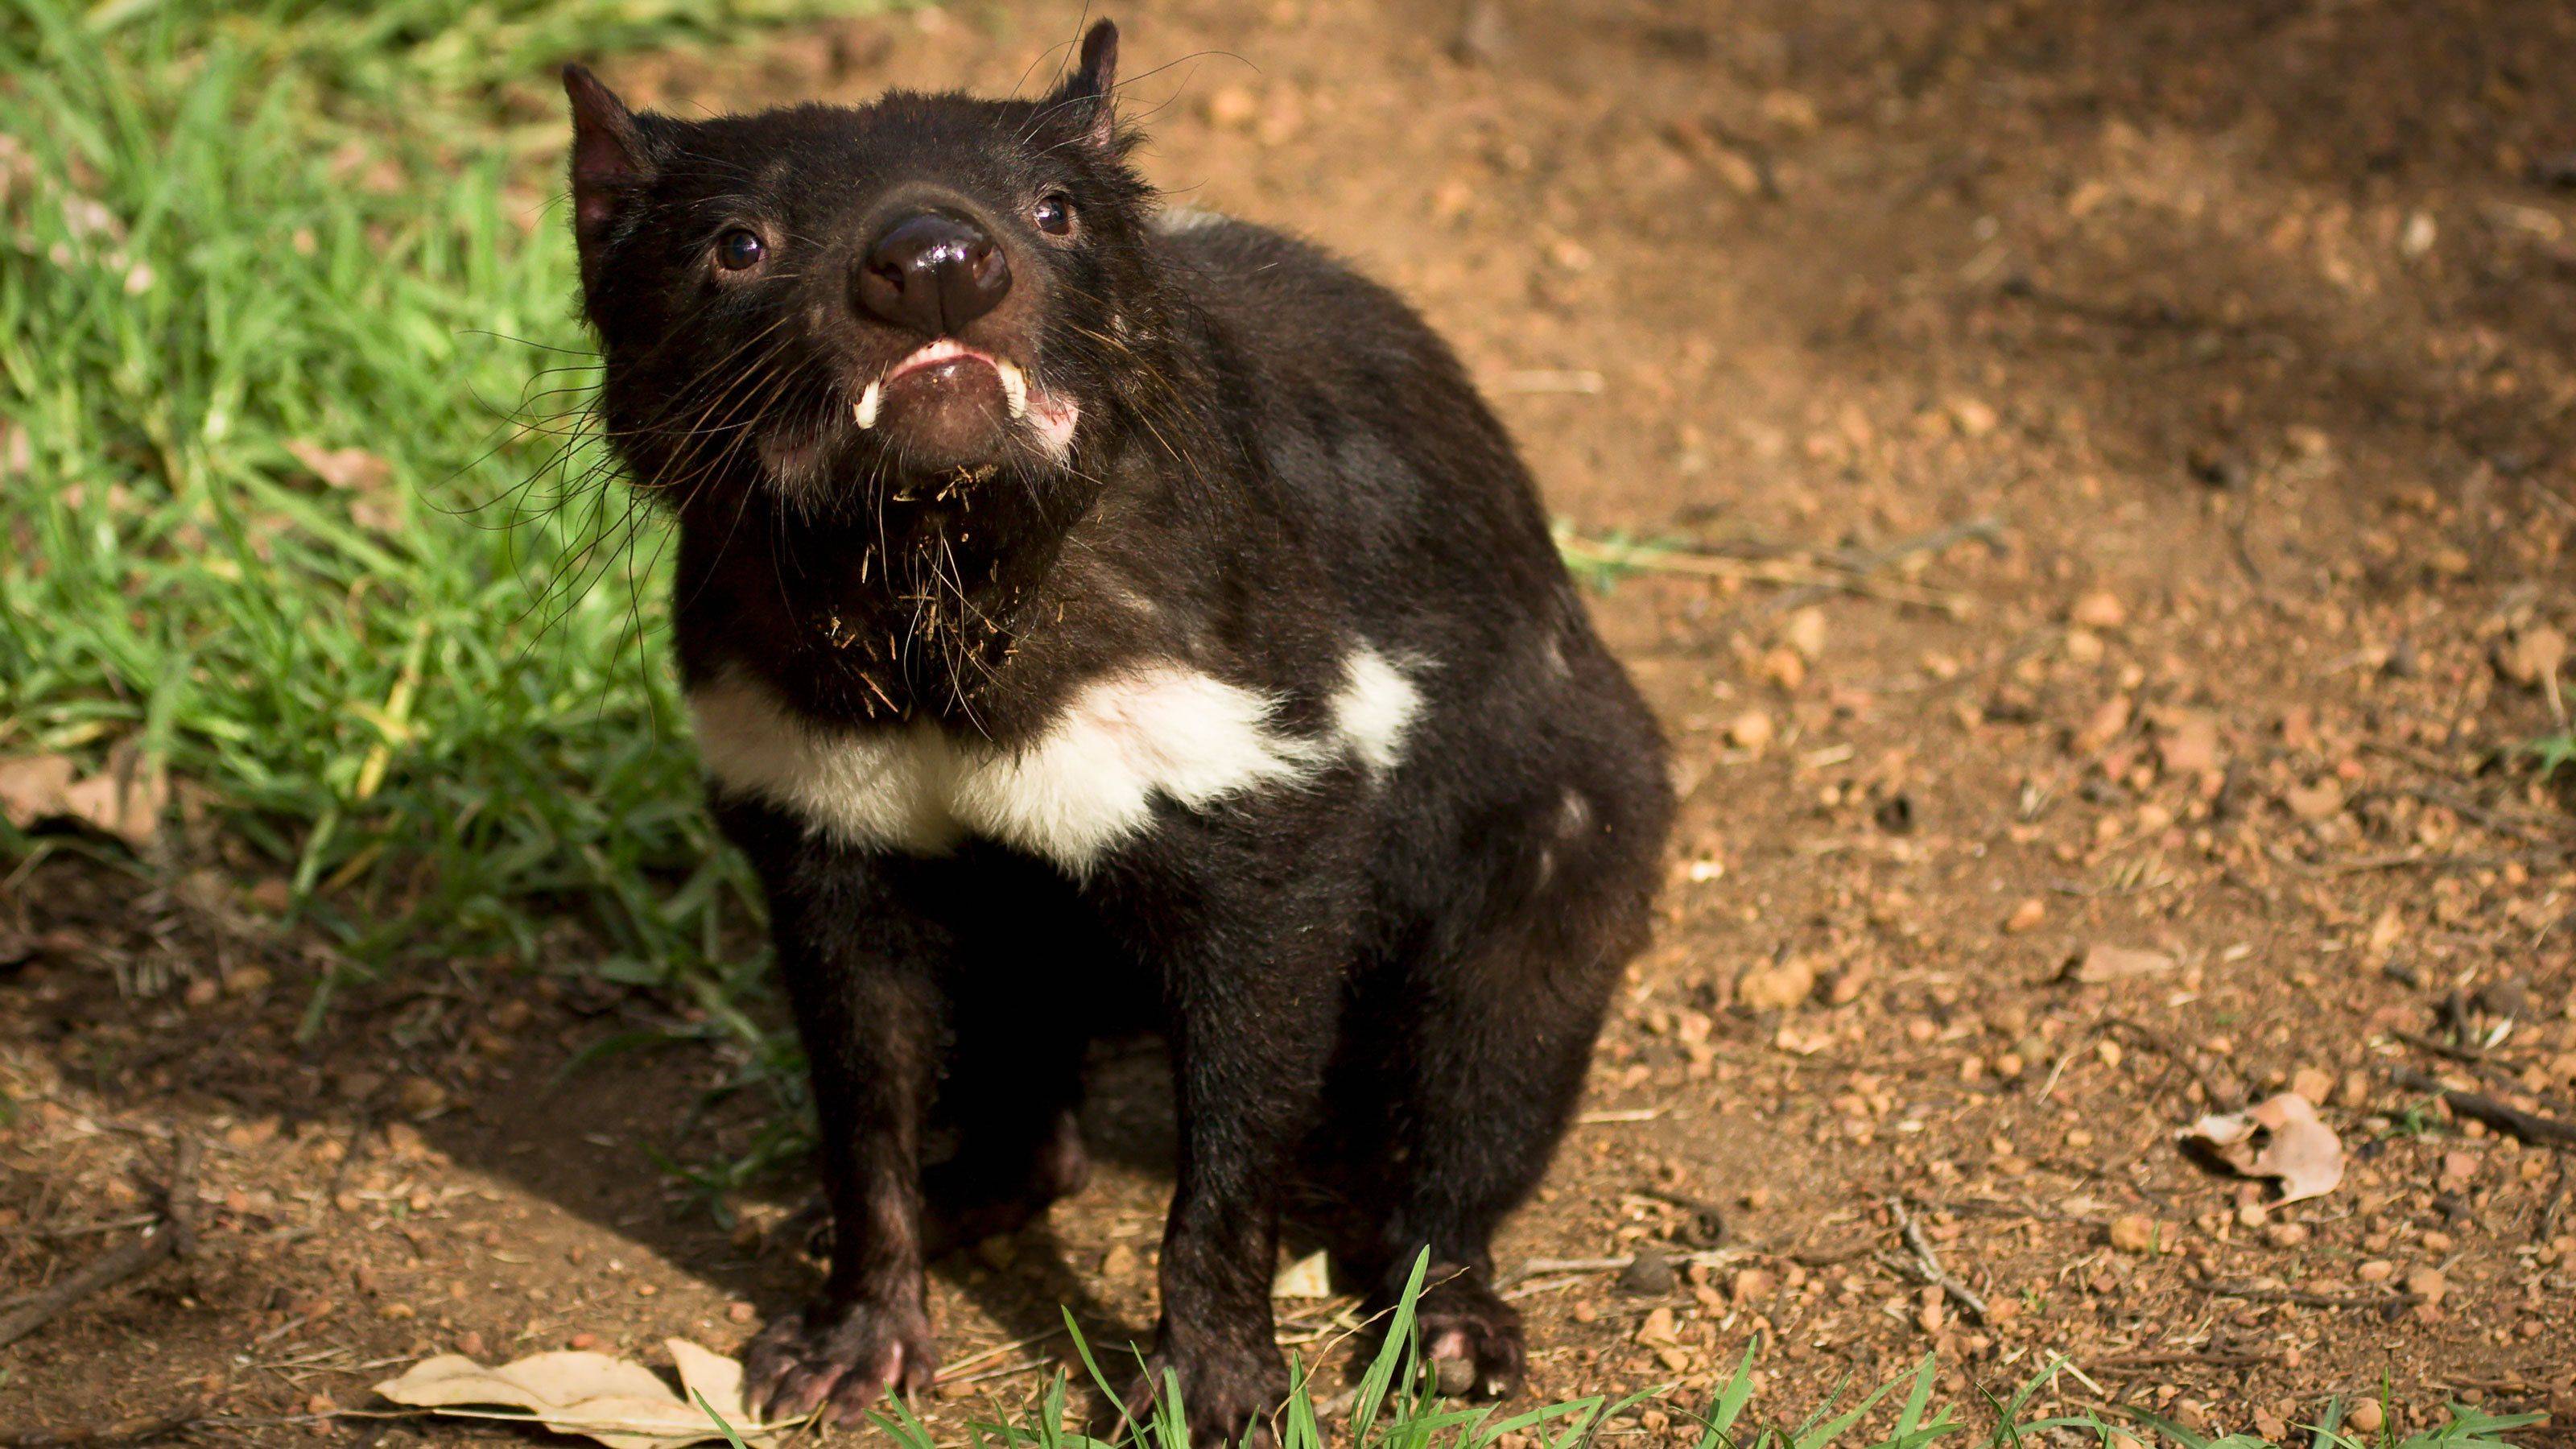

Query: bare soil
left=7, top=0, right=2576, bottom=1443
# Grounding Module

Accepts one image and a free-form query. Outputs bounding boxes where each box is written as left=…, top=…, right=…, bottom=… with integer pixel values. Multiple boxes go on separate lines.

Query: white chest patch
left=688, top=649, right=1424, bottom=874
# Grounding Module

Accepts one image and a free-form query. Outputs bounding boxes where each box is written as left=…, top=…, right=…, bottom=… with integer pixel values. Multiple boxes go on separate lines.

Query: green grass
left=686, top=1257, right=2551, bottom=1449
left=977, top=1289, right=2542, bottom=1449
left=902, top=1320, right=2544, bottom=1449
left=2524, top=730, right=2576, bottom=782
left=0, top=9, right=2556, bottom=1447
left=0, top=1, right=828, bottom=1009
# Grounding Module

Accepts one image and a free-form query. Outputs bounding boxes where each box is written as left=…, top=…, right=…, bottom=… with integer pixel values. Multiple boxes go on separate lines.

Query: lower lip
left=885, top=337, right=997, bottom=385
left=854, top=347, right=1032, bottom=430
left=888, top=357, right=995, bottom=390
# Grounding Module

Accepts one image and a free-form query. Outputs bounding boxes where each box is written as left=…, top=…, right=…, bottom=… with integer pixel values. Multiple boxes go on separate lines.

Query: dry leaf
left=1, top=747, right=166, bottom=847
left=61, top=749, right=169, bottom=848
left=2061, top=944, right=2176, bottom=984
left=287, top=439, right=394, bottom=493
left=374, top=1339, right=786, bottom=1449
left=2496, top=625, right=2566, bottom=687
left=2179, top=1091, right=2344, bottom=1203
left=1271, top=1249, right=1333, bottom=1300
left=0, top=754, right=76, bottom=829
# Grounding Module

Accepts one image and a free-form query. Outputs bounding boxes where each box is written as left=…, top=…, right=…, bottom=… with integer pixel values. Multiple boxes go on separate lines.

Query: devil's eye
left=715, top=229, right=766, bottom=270
left=1033, top=194, right=1075, bottom=237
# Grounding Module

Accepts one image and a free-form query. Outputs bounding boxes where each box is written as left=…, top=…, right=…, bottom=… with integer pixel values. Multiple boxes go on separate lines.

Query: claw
left=740, top=1298, right=936, bottom=1426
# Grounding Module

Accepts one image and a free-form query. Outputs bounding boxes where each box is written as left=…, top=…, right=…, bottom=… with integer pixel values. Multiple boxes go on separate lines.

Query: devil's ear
left=563, top=64, right=654, bottom=272
left=1046, top=19, right=1121, bottom=151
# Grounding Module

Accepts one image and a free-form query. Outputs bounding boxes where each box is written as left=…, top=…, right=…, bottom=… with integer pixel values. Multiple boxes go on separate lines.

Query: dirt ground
left=7, top=0, right=2576, bottom=1442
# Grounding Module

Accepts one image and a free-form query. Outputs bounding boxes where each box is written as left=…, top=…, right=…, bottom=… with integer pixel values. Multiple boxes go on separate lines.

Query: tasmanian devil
left=561, top=21, right=1672, bottom=1443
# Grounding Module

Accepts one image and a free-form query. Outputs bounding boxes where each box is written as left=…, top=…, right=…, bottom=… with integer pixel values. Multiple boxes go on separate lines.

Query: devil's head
left=565, top=22, right=1156, bottom=514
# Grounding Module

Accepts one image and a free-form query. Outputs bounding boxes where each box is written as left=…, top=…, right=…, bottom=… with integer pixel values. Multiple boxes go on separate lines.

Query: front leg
left=1113, top=824, right=1356, bottom=1447
left=721, top=803, right=946, bottom=1424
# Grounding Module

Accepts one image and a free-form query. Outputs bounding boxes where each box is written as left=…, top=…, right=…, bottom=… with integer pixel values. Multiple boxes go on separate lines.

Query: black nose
left=855, top=211, right=1011, bottom=336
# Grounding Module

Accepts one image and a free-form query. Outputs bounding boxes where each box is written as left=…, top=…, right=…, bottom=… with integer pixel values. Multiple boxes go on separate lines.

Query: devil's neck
left=671, top=464, right=1069, bottom=729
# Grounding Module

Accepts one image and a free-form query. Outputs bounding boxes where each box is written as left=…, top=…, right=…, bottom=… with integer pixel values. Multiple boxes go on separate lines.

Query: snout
left=854, top=210, right=1012, bottom=336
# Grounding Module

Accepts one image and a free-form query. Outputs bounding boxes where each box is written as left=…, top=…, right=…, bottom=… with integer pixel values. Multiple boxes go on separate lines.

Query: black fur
left=564, top=23, right=1672, bottom=1443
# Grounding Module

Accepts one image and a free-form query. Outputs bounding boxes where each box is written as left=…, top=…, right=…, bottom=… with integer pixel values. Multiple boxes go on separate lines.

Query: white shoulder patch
left=687, top=674, right=964, bottom=854
left=947, top=667, right=1332, bottom=867
left=686, top=648, right=1426, bottom=875
left=1332, top=646, right=1426, bottom=773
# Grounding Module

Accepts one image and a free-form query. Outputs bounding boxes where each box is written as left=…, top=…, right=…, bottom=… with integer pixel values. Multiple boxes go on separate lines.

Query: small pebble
left=1618, top=1244, right=1677, bottom=1295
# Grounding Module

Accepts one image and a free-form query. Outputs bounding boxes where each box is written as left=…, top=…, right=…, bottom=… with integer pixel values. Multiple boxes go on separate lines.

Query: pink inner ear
left=564, top=64, right=648, bottom=242
left=1077, top=20, right=1119, bottom=95
left=570, top=123, right=646, bottom=240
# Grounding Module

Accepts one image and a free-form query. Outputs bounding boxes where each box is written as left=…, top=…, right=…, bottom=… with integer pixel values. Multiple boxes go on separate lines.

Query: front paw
left=743, top=1292, right=936, bottom=1426
left=1414, top=1269, right=1525, bottom=1400
left=1120, top=1344, right=1290, bottom=1449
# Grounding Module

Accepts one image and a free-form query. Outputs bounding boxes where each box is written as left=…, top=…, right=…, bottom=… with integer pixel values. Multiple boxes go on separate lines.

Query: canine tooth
left=853, top=381, right=882, bottom=430
left=996, top=361, right=1029, bottom=420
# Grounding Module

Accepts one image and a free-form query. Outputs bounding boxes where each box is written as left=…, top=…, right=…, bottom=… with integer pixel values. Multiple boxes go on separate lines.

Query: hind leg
left=921, top=1009, right=1092, bottom=1258
left=1339, top=771, right=1662, bottom=1399
left=1337, top=934, right=1617, bottom=1399
left=920, top=852, right=1108, bottom=1258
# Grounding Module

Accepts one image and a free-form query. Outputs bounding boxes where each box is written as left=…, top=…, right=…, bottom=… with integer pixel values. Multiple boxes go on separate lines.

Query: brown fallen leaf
left=0, top=753, right=76, bottom=829
left=374, top=1338, right=786, bottom=1449
left=287, top=439, right=394, bottom=493
left=2179, top=1092, right=2344, bottom=1203
left=1271, top=1248, right=1333, bottom=1300
left=2061, top=944, right=2177, bottom=984
left=2495, top=624, right=2566, bottom=687
left=2, top=746, right=167, bottom=847
left=63, top=742, right=169, bottom=848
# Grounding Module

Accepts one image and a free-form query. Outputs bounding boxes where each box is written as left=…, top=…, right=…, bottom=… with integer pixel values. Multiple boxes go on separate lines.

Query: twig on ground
left=1826, top=516, right=2006, bottom=575
left=1923, top=1195, right=2116, bottom=1228
left=0, top=1138, right=201, bottom=1352
left=1500, top=1275, right=1594, bottom=1302
left=1509, top=1255, right=1637, bottom=1277
left=1554, top=532, right=1971, bottom=614
left=935, top=1327, right=1067, bottom=1383
left=0, top=1409, right=206, bottom=1448
left=2390, top=1067, right=2576, bottom=1151
left=1884, top=1197, right=1988, bottom=1323
left=2392, top=1028, right=2492, bottom=1065
left=2383, top=783, right=2570, bottom=850
left=2392, top=1034, right=2576, bottom=1116
left=1504, top=1248, right=1744, bottom=1284
left=938, top=1353, right=1062, bottom=1389
left=0, top=1410, right=393, bottom=1447
left=2089, top=1348, right=2284, bottom=1373
left=2285, top=848, right=2553, bottom=877
left=1772, top=515, right=2005, bottom=614
left=2197, top=1280, right=2417, bottom=1318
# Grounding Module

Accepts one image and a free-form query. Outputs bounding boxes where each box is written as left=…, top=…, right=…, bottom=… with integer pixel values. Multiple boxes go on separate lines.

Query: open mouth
left=844, top=337, right=1080, bottom=460
left=851, top=337, right=1030, bottom=430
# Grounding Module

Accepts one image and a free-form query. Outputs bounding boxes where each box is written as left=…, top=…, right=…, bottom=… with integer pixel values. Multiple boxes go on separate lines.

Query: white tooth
left=996, top=361, right=1029, bottom=421
left=853, top=381, right=882, bottom=430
